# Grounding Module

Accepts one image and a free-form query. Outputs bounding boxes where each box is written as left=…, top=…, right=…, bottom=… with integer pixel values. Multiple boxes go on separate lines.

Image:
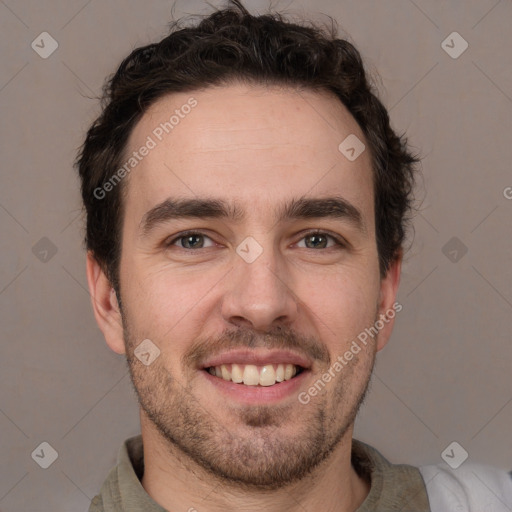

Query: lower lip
left=201, top=369, right=309, bottom=404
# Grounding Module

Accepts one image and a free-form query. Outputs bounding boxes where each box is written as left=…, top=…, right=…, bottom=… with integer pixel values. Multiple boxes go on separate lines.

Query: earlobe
left=375, top=250, right=403, bottom=352
left=86, top=251, right=126, bottom=355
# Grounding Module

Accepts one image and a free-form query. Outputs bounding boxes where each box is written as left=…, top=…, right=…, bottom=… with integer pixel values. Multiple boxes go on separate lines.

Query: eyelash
left=165, top=229, right=347, bottom=251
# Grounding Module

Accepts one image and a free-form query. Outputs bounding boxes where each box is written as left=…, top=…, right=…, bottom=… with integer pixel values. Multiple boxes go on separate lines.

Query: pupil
left=184, top=235, right=202, bottom=248
left=307, top=234, right=326, bottom=248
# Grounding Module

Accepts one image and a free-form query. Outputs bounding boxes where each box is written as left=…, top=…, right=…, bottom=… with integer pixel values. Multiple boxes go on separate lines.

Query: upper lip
left=201, top=349, right=313, bottom=370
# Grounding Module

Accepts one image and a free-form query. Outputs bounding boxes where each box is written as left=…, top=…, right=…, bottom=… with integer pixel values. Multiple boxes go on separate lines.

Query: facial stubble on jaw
left=121, top=316, right=378, bottom=490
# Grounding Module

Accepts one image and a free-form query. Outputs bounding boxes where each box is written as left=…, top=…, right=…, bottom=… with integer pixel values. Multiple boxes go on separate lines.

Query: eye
left=164, top=230, right=346, bottom=251
left=167, top=231, right=216, bottom=250
left=296, top=231, right=345, bottom=250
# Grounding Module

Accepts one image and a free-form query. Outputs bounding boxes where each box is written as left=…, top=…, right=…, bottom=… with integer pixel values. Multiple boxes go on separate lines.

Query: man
left=77, top=1, right=512, bottom=510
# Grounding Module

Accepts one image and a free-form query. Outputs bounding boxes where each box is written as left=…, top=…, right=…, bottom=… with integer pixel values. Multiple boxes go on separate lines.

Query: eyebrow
left=139, top=195, right=366, bottom=237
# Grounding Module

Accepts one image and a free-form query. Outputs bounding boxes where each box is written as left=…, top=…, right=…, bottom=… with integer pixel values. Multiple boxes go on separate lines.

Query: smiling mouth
left=205, top=363, right=305, bottom=387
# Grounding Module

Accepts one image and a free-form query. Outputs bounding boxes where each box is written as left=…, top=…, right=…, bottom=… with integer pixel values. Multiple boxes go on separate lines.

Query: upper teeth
left=207, top=363, right=298, bottom=386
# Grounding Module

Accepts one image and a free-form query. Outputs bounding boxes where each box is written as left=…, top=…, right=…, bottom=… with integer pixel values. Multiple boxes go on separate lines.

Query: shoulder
left=419, top=462, right=512, bottom=512
left=88, top=494, right=104, bottom=512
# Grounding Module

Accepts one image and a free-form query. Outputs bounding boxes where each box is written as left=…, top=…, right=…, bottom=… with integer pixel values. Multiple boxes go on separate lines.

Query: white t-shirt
left=420, top=463, right=512, bottom=512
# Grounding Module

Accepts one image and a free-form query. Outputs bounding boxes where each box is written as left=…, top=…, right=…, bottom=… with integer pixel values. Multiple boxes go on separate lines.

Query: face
left=92, top=82, right=400, bottom=489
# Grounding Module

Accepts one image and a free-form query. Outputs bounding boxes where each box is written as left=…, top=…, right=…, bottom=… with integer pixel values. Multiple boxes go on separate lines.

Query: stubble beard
left=123, top=322, right=376, bottom=490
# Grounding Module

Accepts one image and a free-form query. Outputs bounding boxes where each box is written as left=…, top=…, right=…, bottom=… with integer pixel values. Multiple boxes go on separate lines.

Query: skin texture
left=87, top=82, right=402, bottom=512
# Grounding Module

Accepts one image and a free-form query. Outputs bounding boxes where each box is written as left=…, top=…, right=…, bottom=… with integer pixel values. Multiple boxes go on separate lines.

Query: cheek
left=301, top=267, right=380, bottom=350
left=120, top=263, right=216, bottom=349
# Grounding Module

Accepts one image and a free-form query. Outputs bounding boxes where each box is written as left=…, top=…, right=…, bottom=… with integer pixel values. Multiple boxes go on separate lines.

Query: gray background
left=1, top=0, right=511, bottom=510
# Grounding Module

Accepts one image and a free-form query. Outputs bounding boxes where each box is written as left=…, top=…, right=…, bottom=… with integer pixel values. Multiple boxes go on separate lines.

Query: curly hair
left=76, top=0, right=419, bottom=293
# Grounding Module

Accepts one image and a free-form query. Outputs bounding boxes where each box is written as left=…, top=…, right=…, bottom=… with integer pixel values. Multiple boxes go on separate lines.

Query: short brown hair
left=76, top=0, right=419, bottom=293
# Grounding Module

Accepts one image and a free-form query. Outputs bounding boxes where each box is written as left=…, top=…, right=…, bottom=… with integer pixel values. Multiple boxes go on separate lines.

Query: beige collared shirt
left=89, top=435, right=430, bottom=511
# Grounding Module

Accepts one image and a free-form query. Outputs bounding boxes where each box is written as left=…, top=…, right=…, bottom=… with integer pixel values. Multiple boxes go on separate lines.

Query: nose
left=220, top=242, right=299, bottom=332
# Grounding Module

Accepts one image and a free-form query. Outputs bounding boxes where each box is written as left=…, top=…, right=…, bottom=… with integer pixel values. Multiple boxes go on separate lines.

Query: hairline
left=108, top=80, right=382, bottom=292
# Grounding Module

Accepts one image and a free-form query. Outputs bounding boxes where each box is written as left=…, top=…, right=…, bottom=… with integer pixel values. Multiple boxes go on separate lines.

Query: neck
left=140, top=412, right=370, bottom=512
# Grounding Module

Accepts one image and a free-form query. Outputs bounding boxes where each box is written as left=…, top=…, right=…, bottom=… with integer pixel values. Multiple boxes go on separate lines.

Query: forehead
left=122, top=82, right=374, bottom=229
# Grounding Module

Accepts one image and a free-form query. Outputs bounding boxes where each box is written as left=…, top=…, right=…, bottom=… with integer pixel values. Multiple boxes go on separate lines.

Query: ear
left=375, top=249, right=402, bottom=352
left=86, top=251, right=126, bottom=354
